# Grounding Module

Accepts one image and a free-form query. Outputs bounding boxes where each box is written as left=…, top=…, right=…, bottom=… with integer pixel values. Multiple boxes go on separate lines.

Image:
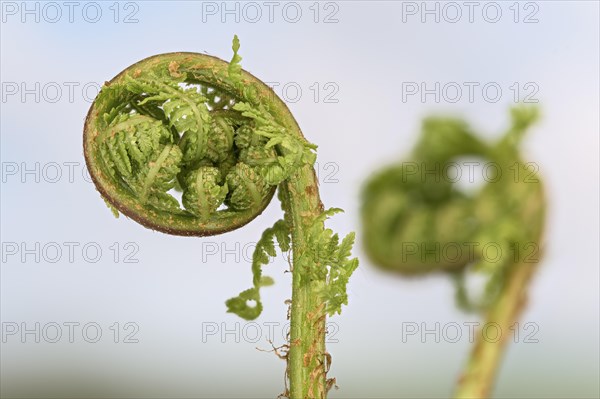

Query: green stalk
left=284, top=166, right=328, bottom=398
left=454, top=260, right=539, bottom=399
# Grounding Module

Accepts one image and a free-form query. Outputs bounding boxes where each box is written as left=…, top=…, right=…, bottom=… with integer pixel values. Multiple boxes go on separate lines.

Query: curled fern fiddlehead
left=84, top=36, right=358, bottom=398
left=361, top=107, right=546, bottom=398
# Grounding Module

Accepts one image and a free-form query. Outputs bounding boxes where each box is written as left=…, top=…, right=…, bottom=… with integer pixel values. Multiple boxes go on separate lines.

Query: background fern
left=361, top=107, right=546, bottom=398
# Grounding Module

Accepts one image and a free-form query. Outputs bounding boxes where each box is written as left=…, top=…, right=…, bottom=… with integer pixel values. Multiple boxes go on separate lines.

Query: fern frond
left=233, top=102, right=317, bottom=185
left=225, top=163, right=272, bottom=210
left=228, top=34, right=243, bottom=85
left=234, top=123, right=266, bottom=149
left=85, top=37, right=359, bottom=397
left=126, top=76, right=212, bottom=165
left=301, top=208, right=359, bottom=316
left=205, top=115, right=235, bottom=163
left=127, top=144, right=182, bottom=212
left=226, top=219, right=291, bottom=320
left=98, top=113, right=172, bottom=178
left=182, top=167, right=228, bottom=219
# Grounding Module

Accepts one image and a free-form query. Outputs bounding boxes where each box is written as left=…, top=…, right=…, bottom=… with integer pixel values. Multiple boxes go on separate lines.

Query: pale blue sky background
left=1, top=1, right=599, bottom=397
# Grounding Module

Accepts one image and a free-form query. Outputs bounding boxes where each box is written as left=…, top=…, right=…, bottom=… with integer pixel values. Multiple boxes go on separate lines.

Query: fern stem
left=454, top=260, right=539, bottom=399
left=283, top=166, right=328, bottom=398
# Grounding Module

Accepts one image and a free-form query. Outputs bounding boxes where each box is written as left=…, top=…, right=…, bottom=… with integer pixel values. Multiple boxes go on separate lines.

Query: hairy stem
left=454, top=260, right=539, bottom=399
left=284, top=165, right=328, bottom=398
